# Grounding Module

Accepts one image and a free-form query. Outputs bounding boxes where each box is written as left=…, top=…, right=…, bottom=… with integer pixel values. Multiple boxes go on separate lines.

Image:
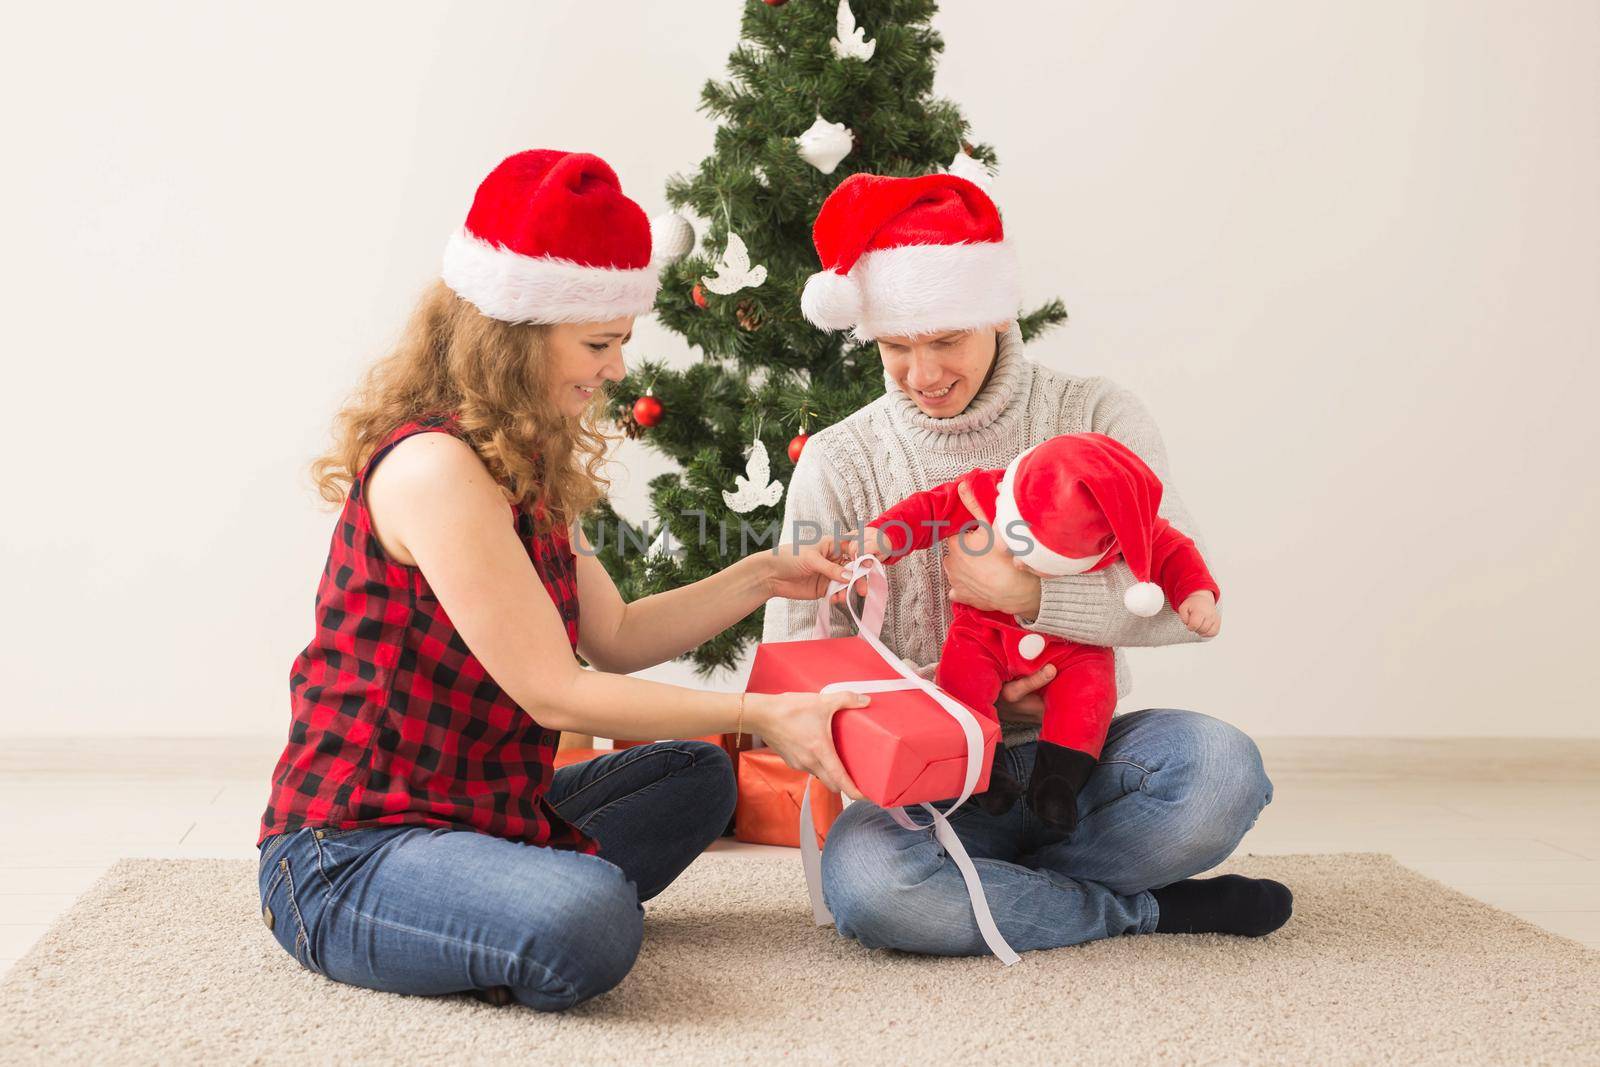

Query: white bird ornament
left=723, top=438, right=785, bottom=514
left=701, top=232, right=767, bottom=296
left=830, top=1, right=876, bottom=62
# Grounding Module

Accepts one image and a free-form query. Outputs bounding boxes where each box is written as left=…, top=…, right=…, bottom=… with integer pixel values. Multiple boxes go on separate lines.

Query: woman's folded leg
left=548, top=739, right=737, bottom=902
left=261, top=825, right=643, bottom=1011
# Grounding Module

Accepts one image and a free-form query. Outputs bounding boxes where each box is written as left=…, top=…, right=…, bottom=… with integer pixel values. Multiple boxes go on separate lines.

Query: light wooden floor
left=3, top=736, right=1597, bottom=974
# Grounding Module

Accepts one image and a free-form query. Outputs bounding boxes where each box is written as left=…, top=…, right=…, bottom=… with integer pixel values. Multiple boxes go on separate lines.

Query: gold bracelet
left=735, top=691, right=746, bottom=741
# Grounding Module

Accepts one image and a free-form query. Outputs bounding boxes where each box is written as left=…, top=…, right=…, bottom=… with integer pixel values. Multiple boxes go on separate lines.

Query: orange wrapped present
left=734, top=749, right=842, bottom=850
left=721, top=731, right=755, bottom=764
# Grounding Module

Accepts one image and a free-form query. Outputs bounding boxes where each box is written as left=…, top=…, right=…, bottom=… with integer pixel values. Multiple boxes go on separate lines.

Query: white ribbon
left=797, top=554, right=1020, bottom=966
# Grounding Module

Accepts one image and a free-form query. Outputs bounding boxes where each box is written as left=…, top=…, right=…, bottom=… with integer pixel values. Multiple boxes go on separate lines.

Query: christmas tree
left=582, top=0, right=1067, bottom=674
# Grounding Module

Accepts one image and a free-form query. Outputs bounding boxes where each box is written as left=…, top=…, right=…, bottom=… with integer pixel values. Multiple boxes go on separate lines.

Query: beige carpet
left=1, top=853, right=1596, bottom=1066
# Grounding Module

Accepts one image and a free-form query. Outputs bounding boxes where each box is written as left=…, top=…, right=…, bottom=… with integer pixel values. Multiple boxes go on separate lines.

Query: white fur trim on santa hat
left=442, top=229, right=660, bottom=325
left=847, top=240, right=1020, bottom=341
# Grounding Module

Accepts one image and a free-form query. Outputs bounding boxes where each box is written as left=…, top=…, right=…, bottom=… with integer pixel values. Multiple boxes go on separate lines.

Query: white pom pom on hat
left=801, top=269, right=863, bottom=331
left=1124, top=581, right=1165, bottom=618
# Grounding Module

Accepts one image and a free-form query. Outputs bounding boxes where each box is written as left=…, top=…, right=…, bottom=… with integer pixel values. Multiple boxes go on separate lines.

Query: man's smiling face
left=876, top=325, right=1010, bottom=417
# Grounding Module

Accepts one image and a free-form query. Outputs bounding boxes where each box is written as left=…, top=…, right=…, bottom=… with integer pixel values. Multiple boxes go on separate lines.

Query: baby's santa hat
left=442, top=149, right=663, bottom=324
left=992, top=433, right=1167, bottom=617
left=801, top=173, right=1020, bottom=341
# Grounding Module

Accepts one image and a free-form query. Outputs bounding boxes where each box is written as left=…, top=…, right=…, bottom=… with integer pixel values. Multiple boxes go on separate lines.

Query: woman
left=257, top=149, right=867, bottom=1010
left=767, top=172, right=1292, bottom=956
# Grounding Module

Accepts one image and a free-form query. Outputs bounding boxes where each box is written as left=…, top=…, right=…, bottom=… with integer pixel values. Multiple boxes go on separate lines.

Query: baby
left=851, top=432, right=1220, bottom=833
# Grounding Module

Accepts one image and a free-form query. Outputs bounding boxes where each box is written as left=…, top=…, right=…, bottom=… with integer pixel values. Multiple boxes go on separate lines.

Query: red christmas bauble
left=763, top=0, right=787, bottom=5
left=632, top=395, right=664, bottom=427
left=787, top=432, right=809, bottom=463
left=691, top=283, right=708, bottom=309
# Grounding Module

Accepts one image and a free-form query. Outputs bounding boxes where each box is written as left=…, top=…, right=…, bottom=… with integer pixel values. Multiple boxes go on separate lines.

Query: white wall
left=1, top=1, right=1595, bottom=737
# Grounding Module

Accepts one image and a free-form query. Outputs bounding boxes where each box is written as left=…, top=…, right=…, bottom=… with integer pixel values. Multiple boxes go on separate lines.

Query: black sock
left=1025, top=742, right=1099, bottom=833
left=1151, top=874, right=1293, bottom=937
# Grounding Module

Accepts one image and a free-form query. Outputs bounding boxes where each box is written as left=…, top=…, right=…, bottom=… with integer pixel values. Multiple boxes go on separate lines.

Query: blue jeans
left=821, top=708, right=1273, bottom=956
left=257, top=740, right=736, bottom=1010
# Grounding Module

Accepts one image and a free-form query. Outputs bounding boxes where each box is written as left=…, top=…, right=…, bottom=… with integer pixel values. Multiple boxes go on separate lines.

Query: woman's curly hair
left=311, top=280, right=611, bottom=533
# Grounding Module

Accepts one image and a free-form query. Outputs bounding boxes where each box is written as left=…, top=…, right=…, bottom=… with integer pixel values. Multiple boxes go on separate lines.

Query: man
left=764, top=172, right=1292, bottom=956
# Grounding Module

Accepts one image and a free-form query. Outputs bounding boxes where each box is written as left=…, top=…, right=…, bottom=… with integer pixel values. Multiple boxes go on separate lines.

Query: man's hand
left=941, top=480, right=1043, bottom=618
left=994, top=663, right=1056, bottom=725
left=1177, top=590, right=1221, bottom=638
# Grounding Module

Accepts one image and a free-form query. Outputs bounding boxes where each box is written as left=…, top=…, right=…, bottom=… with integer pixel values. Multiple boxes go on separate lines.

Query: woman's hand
left=942, top=480, right=1043, bottom=618
left=747, top=690, right=868, bottom=799
left=761, top=536, right=852, bottom=601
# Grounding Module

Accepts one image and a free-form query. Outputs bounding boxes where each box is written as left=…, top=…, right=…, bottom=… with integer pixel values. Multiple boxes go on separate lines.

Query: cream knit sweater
left=762, top=325, right=1214, bottom=746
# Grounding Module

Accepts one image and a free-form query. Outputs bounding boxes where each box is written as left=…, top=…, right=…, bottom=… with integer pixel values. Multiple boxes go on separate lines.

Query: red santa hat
left=801, top=173, right=1020, bottom=341
left=441, top=149, right=662, bottom=324
left=991, top=433, right=1168, bottom=617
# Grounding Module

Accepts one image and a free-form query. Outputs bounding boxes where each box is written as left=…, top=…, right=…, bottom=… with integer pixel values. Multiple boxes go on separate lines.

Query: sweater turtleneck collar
left=882, top=324, right=1029, bottom=453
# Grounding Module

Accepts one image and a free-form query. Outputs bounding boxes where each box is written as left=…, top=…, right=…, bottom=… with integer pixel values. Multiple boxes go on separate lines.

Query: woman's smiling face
left=546, top=317, right=633, bottom=417
left=876, top=325, right=1009, bottom=417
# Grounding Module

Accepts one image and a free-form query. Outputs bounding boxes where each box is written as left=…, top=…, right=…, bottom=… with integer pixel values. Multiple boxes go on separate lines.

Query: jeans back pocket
left=258, top=832, right=322, bottom=975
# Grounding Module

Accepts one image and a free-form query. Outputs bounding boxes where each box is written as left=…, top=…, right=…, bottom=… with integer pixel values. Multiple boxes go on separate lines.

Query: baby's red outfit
left=869, top=467, right=1219, bottom=760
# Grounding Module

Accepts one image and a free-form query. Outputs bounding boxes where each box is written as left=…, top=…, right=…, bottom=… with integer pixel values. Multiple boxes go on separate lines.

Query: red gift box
left=751, top=556, right=1021, bottom=967
left=734, top=749, right=842, bottom=849
left=746, top=635, right=998, bottom=809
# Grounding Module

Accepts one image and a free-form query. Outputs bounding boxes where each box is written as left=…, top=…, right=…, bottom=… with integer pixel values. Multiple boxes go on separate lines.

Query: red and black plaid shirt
left=259, top=416, right=596, bottom=854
